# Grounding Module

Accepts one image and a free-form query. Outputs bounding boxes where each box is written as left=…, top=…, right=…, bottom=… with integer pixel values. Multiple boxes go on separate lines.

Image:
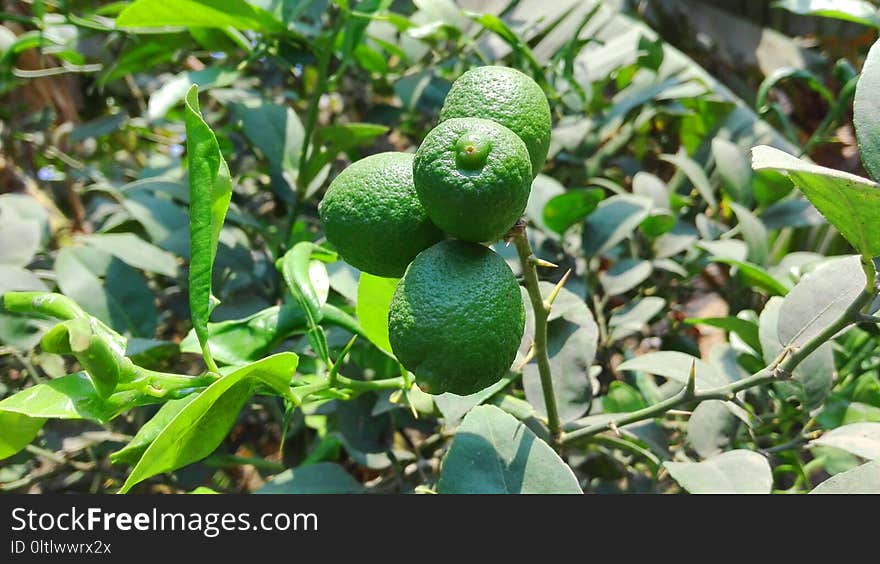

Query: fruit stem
left=511, top=225, right=562, bottom=446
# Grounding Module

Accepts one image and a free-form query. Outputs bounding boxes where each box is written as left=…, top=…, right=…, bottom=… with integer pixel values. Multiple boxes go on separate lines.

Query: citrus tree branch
left=511, top=225, right=562, bottom=444
left=562, top=282, right=879, bottom=444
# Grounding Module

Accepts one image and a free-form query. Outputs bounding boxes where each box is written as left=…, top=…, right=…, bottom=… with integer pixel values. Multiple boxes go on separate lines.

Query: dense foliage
left=1, top=0, right=880, bottom=494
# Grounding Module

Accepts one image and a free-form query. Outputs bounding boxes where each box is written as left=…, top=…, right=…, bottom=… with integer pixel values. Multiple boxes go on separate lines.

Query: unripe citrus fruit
left=388, top=240, right=525, bottom=396
left=439, top=65, right=551, bottom=177
left=318, top=152, right=443, bottom=278
left=413, top=117, right=532, bottom=243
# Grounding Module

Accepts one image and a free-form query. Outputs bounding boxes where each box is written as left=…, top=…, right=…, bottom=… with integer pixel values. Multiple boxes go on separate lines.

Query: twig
left=511, top=223, right=562, bottom=445
left=562, top=282, right=878, bottom=444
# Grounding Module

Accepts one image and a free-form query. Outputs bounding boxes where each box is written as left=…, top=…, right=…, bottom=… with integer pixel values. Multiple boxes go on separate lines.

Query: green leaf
left=759, top=296, right=833, bottom=409
left=811, top=422, right=880, bottom=460
left=665, top=450, right=773, bottom=494
left=729, top=203, right=769, bottom=266
left=660, top=148, right=717, bottom=210
left=709, top=256, right=790, bottom=296
left=185, top=85, right=233, bottom=371
left=582, top=194, right=653, bottom=256
left=773, top=0, right=880, bottom=28
left=256, top=463, right=364, bottom=494
left=618, top=351, right=728, bottom=390
left=0, top=372, right=144, bottom=424
left=110, top=395, right=198, bottom=465
left=437, top=405, right=582, bottom=494
left=0, top=217, right=40, bottom=267
left=41, top=317, right=139, bottom=397
left=609, top=297, right=666, bottom=340
left=229, top=98, right=304, bottom=192
left=687, top=400, right=742, bottom=459
left=751, top=145, right=880, bottom=259
left=314, top=122, right=389, bottom=148
left=0, top=411, right=45, bottom=460
left=711, top=138, right=753, bottom=205
left=856, top=37, right=880, bottom=180
left=760, top=199, right=824, bottom=229
left=180, top=304, right=308, bottom=365
left=684, top=316, right=762, bottom=354
left=756, top=68, right=834, bottom=113
left=54, top=247, right=158, bottom=338
left=603, top=381, right=646, bottom=413
left=778, top=255, right=865, bottom=348
left=433, top=374, right=516, bottom=428
left=100, top=33, right=190, bottom=86
left=81, top=233, right=180, bottom=278
left=526, top=174, right=565, bottom=235
left=278, top=242, right=337, bottom=363
left=599, top=259, right=653, bottom=295
left=0, top=265, right=48, bottom=294
left=116, top=0, right=283, bottom=33
left=810, top=460, right=880, bottom=494
left=119, top=353, right=298, bottom=493
left=543, top=188, right=604, bottom=234
left=356, top=273, right=398, bottom=355
left=148, top=67, right=238, bottom=121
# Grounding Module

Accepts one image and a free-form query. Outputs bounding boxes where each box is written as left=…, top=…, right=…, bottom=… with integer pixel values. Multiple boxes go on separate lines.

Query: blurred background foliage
left=1, top=0, right=879, bottom=494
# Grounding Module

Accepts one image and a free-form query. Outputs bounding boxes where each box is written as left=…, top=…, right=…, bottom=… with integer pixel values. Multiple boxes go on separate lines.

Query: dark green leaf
left=665, top=449, right=772, bottom=494
left=810, top=460, right=880, bottom=494
left=778, top=255, right=865, bottom=348
left=711, top=138, right=752, bottom=205
left=582, top=194, right=652, bottom=256
left=54, top=247, right=158, bottom=338
left=438, top=405, right=581, bottom=494
left=81, top=233, right=179, bottom=278
left=618, top=351, right=727, bottom=390
left=812, top=422, right=880, bottom=460
left=256, top=462, right=364, bottom=494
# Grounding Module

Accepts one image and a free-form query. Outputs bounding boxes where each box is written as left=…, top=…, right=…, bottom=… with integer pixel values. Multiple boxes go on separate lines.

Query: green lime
left=439, top=65, right=551, bottom=177
left=388, top=240, right=525, bottom=396
left=318, top=152, right=444, bottom=278
left=413, top=117, right=532, bottom=243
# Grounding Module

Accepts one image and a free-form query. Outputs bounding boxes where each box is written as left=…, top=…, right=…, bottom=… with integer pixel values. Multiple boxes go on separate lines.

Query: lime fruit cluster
left=439, top=65, right=552, bottom=178
left=413, top=117, right=532, bottom=243
left=318, top=152, right=443, bottom=278
left=388, top=241, right=524, bottom=395
left=318, top=65, right=550, bottom=396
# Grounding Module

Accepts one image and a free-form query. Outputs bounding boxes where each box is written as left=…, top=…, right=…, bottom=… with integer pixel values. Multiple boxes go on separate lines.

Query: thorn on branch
left=529, top=256, right=559, bottom=268
left=515, top=343, right=536, bottom=371
left=546, top=268, right=572, bottom=308
left=685, top=360, right=696, bottom=398
left=609, top=421, right=621, bottom=437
